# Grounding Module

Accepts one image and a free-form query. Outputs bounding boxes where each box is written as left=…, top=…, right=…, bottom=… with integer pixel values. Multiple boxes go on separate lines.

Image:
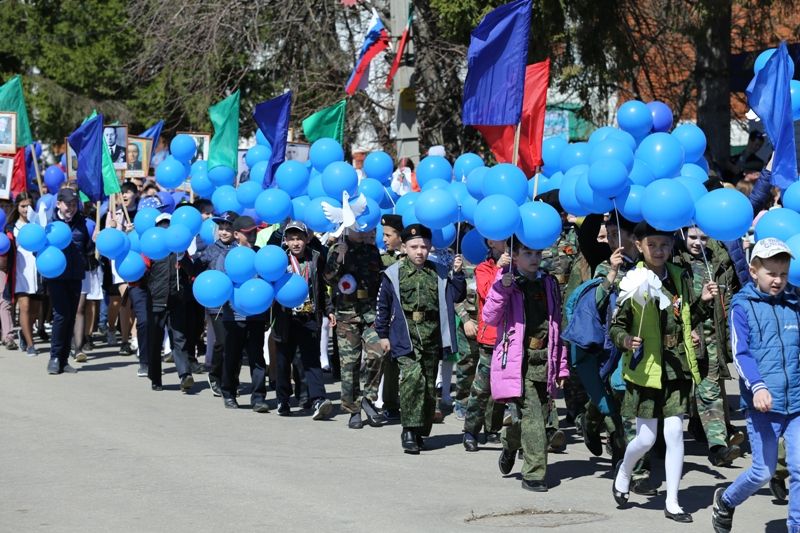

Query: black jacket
left=145, top=253, right=193, bottom=310
left=52, top=211, right=93, bottom=281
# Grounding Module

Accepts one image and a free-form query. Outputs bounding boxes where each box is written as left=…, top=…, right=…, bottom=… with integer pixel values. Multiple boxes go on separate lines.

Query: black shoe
left=498, top=448, right=516, bottom=475
left=612, top=462, right=629, bottom=508
left=727, top=428, right=745, bottom=447
left=485, top=432, right=501, bottom=444
left=224, top=397, right=239, bottom=409
left=180, top=375, right=194, bottom=393
left=582, top=422, right=604, bottom=457
left=630, top=477, right=657, bottom=496
left=416, top=434, right=425, bottom=450
left=207, top=375, right=222, bottom=397
left=521, top=479, right=548, bottom=492
left=547, top=428, right=566, bottom=452
left=190, top=361, right=205, bottom=374
left=118, top=342, right=135, bottom=356
left=361, top=398, right=383, bottom=427
left=349, top=413, right=364, bottom=429
left=277, top=402, right=291, bottom=416
left=664, top=509, right=693, bottom=523
left=401, top=430, right=420, bottom=454
left=769, top=476, right=788, bottom=502
left=383, top=408, right=401, bottom=422
left=463, top=432, right=479, bottom=452
left=61, top=364, right=77, bottom=374
left=252, top=399, right=269, bottom=413
left=151, top=383, right=163, bottom=391
left=47, top=359, right=60, bottom=375
left=712, top=487, right=734, bottom=532
left=709, top=444, right=741, bottom=467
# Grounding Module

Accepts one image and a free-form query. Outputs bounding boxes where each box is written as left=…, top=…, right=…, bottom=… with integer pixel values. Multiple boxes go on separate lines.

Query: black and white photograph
left=236, top=148, right=248, bottom=183
left=0, top=111, right=17, bottom=154
left=285, top=142, right=310, bottom=162
left=0, top=155, right=14, bottom=199
left=104, top=125, right=128, bottom=170
left=125, top=136, right=152, bottom=178
left=64, top=138, right=77, bottom=180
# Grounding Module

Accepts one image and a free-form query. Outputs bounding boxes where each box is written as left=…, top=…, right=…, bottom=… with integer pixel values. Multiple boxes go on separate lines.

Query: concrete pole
left=389, top=0, right=420, bottom=164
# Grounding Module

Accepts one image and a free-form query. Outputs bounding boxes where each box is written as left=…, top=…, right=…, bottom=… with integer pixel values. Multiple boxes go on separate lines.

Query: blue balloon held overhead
left=291, top=195, right=311, bottom=221
left=193, top=270, right=234, bottom=308
left=171, top=205, right=203, bottom=235
left=274, top=272, right=309, bottom=308
left=680, top=163, right=708, bottom=183
left=474, top=195, right=521, bottom=241
left=675, top=176, right=707, bottom=203
left=415, top=188, right=458, bottom=230
left=635, top=133, right=684, bottom=180
left=559, top=142, right=590, bottom=173
left=671, top=124, right=706, bottom=163
left=786, top=235, right=800, bottom=286
left=453, top=153, right=484, bottom=182
left=254, top=245, right=289, bottom=282
left=431, top=224, right=456, bottom=249
left=236, top=180, right=263, bottom=209
left=134, top=207, right=160, bottom=235
left=641, top=178, right=695, bottom=231
left=359, top=178, right=388, bottom=204
left=628, top=159, right=655, bottom=187
left=754, top=208, right=800, bottom=243
left=421, top=178, right=450, bottom=192
left=694, top=189, right=753, bottom=241
left=484, top=163, right=528, bottom=205
left=199, top=218, right=216, bottom=245
left=212, top=185, right=243, bottom=214
left=116, top=251, right=146, bottom=282
left=466, top=166, right=488, bottom=200
left=321, top=161, right=358, bottom=199
left=96, top=228, right=130, bottom=260
left=45, top=221, right=72, bottom=250
left=542, top=137, right=568, bottom=168
left=394, top=192, right=418, bottom=217
left=461, top=228, right=489, bottom=265
left=233, top=278, right=275, bottom=316
left=558, top=167, right=591, bottom=216
left=225, top=246, right=257, bottom=284
left=588, top=158, right=630, bottom=198
left=245, top=144, right=271, bottom=168
left=304, top=197, right=340, bottom=232
left=254, top=188, right=292, bottom=224
left=590, top=139, right=635, bottom=172
left=782, top=181, right=800, bottom=212
left=170, top=134, right=197, bottom=163
left=355, top=197, right=382, bottom=232
left=156, top=156, right=187, bottom=189
left=307, top=172, right=325, bottom=199
left=275, top=160, right=309, bottom=198
left=617, top=100, right=653, bottom=137
left=248, top=160, right=269, bottom=187
left=165, top=224, right=193, bottom=253
left=516, top=201, right=562, bottom=250
left=208, top=165, right=236, bottom=187
left=17, top=223, right=47, bottom=253
left=140, top=227, right=170, bottom=260
left=576, top=172, right=614, bottom=214
left=44, top=165, right=66, bottom=193
left=36, top=246, right=66, bottom=278
left=309, top=138, right=344, bottom=173
left=616, top=184, right=646, bottom=223
left=416, top=156, right=452, bottom=187
left=191, top=172, right=215, bottom=198
left=256, top=129, right=271, bottom=147
left=646, top=101, right=674, bottom=133
left=363, top=151, right=394, bottom=184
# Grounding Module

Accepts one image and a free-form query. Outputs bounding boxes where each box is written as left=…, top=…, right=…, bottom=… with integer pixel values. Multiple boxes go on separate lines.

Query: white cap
left=155, top=213, right=172, bottom=224
left=428, top=145, right=446, bottom=157
left=750, top=237, right=794, bottom=264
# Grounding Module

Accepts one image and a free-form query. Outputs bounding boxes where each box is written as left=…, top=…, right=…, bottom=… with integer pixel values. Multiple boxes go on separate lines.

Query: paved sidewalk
left=0, top=345, right=788, bottom=532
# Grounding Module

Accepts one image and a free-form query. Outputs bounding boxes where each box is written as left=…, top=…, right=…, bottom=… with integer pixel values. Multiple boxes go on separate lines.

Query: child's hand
left=701, top=281, right=719, bottom=302
left=556, top=378, right=566, bottom=389
left=691, top=330, right=701, bottom=348
left=452, top=254, right=463, bottom=272
left=379, top=338, right=391, bottom=354
left=336, top=241, right=347, bottom=263
left=328, top=313, right=337, bottom=328
left=463, top=318, right=478, bottom=338
left=753, top=388, right=772, bottom=412
left=609, top=247, right=624, bottom=270
left=502, top=272, right=514, bottom=287
left=625, top=335, right=643, bottom=350
left=497, top=252, right=511, bottom=268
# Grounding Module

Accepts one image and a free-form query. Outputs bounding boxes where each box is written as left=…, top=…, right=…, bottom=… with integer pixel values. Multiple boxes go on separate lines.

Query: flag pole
left=511, top=122, right=522, bottom=166
left=532, top=165, right=541, bottom=200
left=119, top=193, right=132, bottom=226
left=29, top=144, right=44, bottom=194
left=95, top=200, right=102, bottom=260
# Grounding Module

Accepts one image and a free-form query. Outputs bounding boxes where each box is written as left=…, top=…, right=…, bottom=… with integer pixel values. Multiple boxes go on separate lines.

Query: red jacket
left=475, top=257, right=499, bottom=347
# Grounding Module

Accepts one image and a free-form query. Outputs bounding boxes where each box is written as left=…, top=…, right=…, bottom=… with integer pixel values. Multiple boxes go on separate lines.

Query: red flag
left=10, top=148, right=26, bottom=198
left=475, top=59, right=550, bottom=176
left=385, top=17, right=411, bottom=89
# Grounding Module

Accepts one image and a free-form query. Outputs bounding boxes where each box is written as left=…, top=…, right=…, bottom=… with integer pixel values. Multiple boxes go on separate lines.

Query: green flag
left=302, top=99, right=346, bottom=144
left=208, top=90, right=240, bottom=171
left=78, top=110, right=121, bottom=203
left=0, top=75, right=34, bottom=147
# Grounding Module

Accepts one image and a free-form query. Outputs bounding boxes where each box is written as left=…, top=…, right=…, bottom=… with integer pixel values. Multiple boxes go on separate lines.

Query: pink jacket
left=482, top=268, right=569, bottom=401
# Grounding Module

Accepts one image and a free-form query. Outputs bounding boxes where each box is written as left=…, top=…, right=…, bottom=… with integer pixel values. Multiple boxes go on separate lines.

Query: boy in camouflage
left=379, top=214, right=404, bottom=419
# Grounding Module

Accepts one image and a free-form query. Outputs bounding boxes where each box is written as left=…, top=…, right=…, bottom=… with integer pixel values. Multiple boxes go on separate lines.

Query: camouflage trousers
left=337, top=316, right=384, bottom=414
left=583, top=398, right=626, bottom=461
left=563, top=375, right=589, bottom=421
left=454, top=321, right=478, bottom=403
left=398, top=347, right=439, bottom=436
left=463, top=344, right=506, bottom=436
left=689, top=376, right=728, bottom=448
left=501, top=367, right=550, bottom=482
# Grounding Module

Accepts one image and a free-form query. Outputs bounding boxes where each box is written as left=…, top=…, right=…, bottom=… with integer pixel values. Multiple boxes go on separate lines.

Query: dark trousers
left=276, top=318, right=325, bottom=405
left=128, top=286, right=149, bottom=365
left=148, top=300, right=190, bottom=386
left=222, top=320, right=267, bottom=402
left=208, top=314, right=226, bottom=380
left=48, top=279, right=81, bottom=365
left=184, top=295, right=205, bottom=361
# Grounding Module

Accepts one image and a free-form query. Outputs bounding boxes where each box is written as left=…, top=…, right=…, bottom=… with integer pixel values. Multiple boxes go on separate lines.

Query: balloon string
left=690, top=224, right=715, bottom=282
left=455, top=206, right=462, bottom=256
left=384, top=186, right=397, bottom=213
left=612, top=199, right=622, bottom=252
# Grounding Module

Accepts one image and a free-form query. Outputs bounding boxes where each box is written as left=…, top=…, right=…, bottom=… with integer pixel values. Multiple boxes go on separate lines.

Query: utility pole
left=389, top=0, right=420, bottom=164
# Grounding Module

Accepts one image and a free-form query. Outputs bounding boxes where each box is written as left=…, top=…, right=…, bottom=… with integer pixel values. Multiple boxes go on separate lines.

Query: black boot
left=463, top=432, right=479, bottom=452
left=361, top=398, right=383, bottom=427
left=401, top=429, right=420, bottom=454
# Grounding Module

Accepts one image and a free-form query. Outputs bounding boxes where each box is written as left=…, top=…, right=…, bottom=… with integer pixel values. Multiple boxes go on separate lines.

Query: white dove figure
left=321, top=190, right=369, bottom=238
left=618, top=266, right=671, bottom=311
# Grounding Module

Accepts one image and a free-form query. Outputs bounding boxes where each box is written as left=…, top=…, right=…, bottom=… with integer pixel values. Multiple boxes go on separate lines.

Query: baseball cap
left=212, top=211, right=238, bottom=225
left=233, top=215, right=257, bottom=233
left=155, top=213, right=172, bottom=224
left=284, top=220, right=308, bottom=235
left=138, top=196, right=166, bottom=211
left=750, top=238, right=794, bottom=264
left=57, top=188, right=78, bottom=203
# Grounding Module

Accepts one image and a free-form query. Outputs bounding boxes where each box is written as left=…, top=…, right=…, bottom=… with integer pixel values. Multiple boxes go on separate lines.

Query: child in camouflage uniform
left=379, top=214, right=404, bottom=420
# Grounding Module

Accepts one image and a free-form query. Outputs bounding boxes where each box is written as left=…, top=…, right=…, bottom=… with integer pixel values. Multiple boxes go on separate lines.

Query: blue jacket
left=723, top=169, right=773, bottom=286
left=374, top=259, right=466, bottom=359
left=730, top=282, right=800, bottom=415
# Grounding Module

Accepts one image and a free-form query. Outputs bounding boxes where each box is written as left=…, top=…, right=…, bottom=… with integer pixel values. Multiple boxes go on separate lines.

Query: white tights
left=614, top=416, right=685, bottom=514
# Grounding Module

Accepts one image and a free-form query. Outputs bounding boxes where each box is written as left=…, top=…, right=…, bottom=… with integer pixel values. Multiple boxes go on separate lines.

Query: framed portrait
left=285, top=142, right=310, bottom=163
left=178, top=131, right=211, bottom=165
left=125, top=136, right=152, bottom=178
left=0, top=111, right=17, bottom=155
left=64, top=138, right=78, bottom=180
left=104, top=124, right=128, bottom=170
left=0, top=156, right=14, bottom=200
left=236, top=148, right=249, bottom=183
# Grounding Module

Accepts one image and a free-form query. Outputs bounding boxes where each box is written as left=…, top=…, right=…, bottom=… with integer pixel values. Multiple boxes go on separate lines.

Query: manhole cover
left=466, top=508, right=608, bottom=528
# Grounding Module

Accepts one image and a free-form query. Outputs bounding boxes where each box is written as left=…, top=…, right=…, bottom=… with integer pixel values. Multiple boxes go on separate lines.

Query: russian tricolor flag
left=345, top=9, right=389, bottom=96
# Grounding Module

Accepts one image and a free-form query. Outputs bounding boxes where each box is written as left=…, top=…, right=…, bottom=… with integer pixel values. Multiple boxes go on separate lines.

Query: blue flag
left=462, top=0, right=532, bottom=126
left=67, top=114, right=105, bottom=202
left=747, top=42, right=798, bottom=191
left=253, top=92, right=292, bottom=188
left=25, top=142, right=41, bottom=192
left=140, top=120, right=164, bottom=165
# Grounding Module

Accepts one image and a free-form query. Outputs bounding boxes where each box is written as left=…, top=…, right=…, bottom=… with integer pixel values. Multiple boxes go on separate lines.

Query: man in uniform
left=375, top=224, right=466, bottom=453
left=324, top=228, right=385, bottom=429
left=379, top=214, right=404, bottom=420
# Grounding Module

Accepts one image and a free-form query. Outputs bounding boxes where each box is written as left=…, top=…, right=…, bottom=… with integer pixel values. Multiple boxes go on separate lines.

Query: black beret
left=534, top=190, right=563, bottom=214
left=381, top=214, right=404, bottom=232
left=401, top=224, right=432, bottom=243
left=633, top=221, right=675, bottom=240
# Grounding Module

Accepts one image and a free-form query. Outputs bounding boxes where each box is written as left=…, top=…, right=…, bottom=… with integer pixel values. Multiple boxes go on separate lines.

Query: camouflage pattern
left=324, top=239, right=384, bottom=324
left=540, top=225, right=580, bottom=295
left=399, top=259, right=441, bottom=348
left=337, top=314, right=384, bottom=413
left=454, top=262, right=479, bottom=403
left=398, top=348, right=439, bottom=435
left=463, top=344, right=505, bottom=436
left=379, top=249, right=404, bottom=411
left=689, top=375, right=728, bottom=448
left=501, top=366, right=550, bottom=481
left=381, top=250, right=404, bottom=268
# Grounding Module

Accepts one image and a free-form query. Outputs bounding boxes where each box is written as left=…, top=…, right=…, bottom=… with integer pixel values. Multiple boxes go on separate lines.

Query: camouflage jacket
left=541, top=225, right=580, bottom=291
left=324, top=239, right=383, bottom=322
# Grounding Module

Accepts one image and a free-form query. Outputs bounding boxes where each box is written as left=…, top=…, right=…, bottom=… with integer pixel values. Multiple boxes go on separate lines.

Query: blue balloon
left=755, top=208, right=800, bottom=242
left=394, top=192, right=419, bottom=217
left=171, top=205, right=203, bottom=235
left=453, top=153, right=484, bottom=182
left=191, top=172, right=215, bottom=198
left=256, top=129, right=271, bottom=147
left=460, top=195, right=478, bottom=225
left=590, top=139, right=634, bottom=172
left=254, top=245, right=288, bottom=282
left=248, top=160, right=269, bottom=187
left=671, top=124, right=706, bottom=163
left=225, top=246, right=257, bottom=284
left=193, top=270, right=234, bottom=308
left=165, top=224, right=193, bottom=253
left=128, top=230, right=141, bottom=252
left=588, top=158, right=630, bottom=198
left=753, top=48, right=794, bottom=77
left=245, top=145, right=271, bottom=168
left=363, top=151, right=394, bottom=183
left=635, top=133, right=684, bottom=180
left=359, top=178, right=387, bottom=203
left=415, top=188, right=458, bottom=230
left=156, top=156, right=187, bottom=189
left=17, top=223, right=47, bottom=253
left=421, top=178, right=450, bottom=192
left=307, top=173, right=325, bottom=199
left=541, top=172, right=562, bottom=193
left=275, top=160, right=310, bottom=198
left=274, top=272, right=310, bottom=308
left=36, top=246, right=67, bottom=278
left=212, top=185, right=243, bottom=214
left=466, top=166, right=488, bottom=200
left=791, top=80, right=800, bottom=121
left=558, top=166, right=591, bottom=216
left=170, top=134, right=198, bottom=162
left=516, top=201, right=562, bottom=250
left=43, top=165, right=66, bottom=193
left=474, top=195, right=521, bottom=241
left=788, top=235, right=800, bottom=286
left=542, top=137, right=568, bottom=168
left=641, top=179, right=695, bottom=231
left=97, top=228, right=130, bottom=260
left=401, top=207, right=419, bottom=227
left=233, top=278, right=275, bottom=316
left=461, top=228, right=489, bottom=264
left=675, top=176, right=707, bottom=203
left=380, top=187, right=400, bottom=210
left=691, top=156, right=710, bottom=174
left=254, top=188, right=292, bottom=224
left=483, top=163, right=528, bottom=205
left=617, top=100, right=653, bottom=137
left=355, top=197, right=382, bottom=232
left=695, top=189, right=754, bottom=241
left=680, top=163, right=708, bottom=183
left=782, top=181, right=800, bottom=212
left=191, top=160, right=208, bottom=176
left=236, top=180, right=262, bottom=209
left=616, top=184, right=646, bottom=223
left=417, top=156, right=452, bottom=187
left=647, top=101, right=674, bottom=133
left=291, top=195, right=311, bottom=221
left=45, top=221, right=72, bottom=250
left=607, top=129, right=637, bottom=152
left=0, top=234, right=9, bottom=254
left=431, top=224, right=456, bottom=249
left=310, top=138, right=344, bottom=173
left=588, top=126, right=618, bottom=145
left=116, top=251, right=146, bottom=282
left=629, top=159, right=655, bottom=187
left=208, top=165, right=236, bottom=187
left=321, top=161, right=358, bottom=199
left=140, top=227, right=170, bottom=260
left=199, top=218, right=216, bottom=245
left=576, top=171, right=614, bottom=213
left=449, top=181, right=471, bottom=206
left=559, top=142, right=590, bottom=173
left=531, top=176, right=551, bottom=196
left=304, top=197, right=340, bottom=232
left=134, top=207, right=160, bottom=235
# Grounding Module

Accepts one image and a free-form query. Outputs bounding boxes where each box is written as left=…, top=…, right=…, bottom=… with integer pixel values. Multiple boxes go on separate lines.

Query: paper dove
left=321, top=190, right=369, bottom=238
left=618, top=266, right=671, bottom=311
